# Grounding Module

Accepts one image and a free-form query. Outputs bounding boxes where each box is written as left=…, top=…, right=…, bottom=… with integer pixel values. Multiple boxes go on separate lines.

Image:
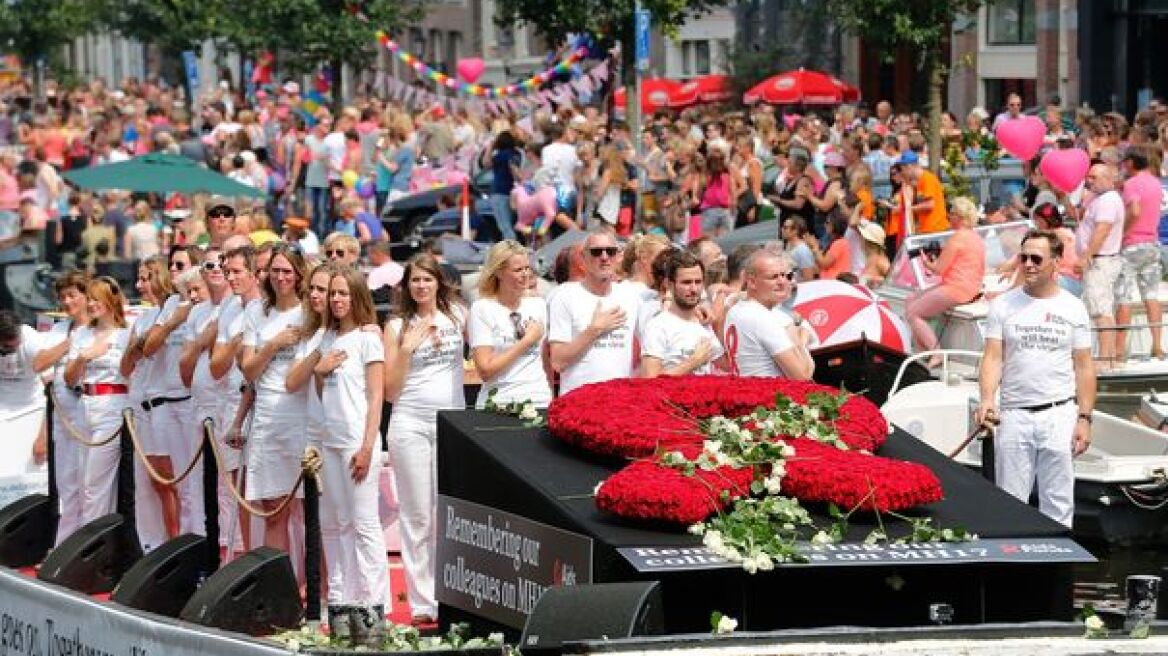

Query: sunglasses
left=207, top=210, right=235, bottom=219
left=509, top=312, right=525, bottom=341
left=326, top=249, right=349, bottom=259
left=588, top=246, right=620, bottom=258
left=203, top=260, right=223, bottom=271
left=171, top=261, right=187, bottom=271
left=1018, top=253, right=1046, bottom=266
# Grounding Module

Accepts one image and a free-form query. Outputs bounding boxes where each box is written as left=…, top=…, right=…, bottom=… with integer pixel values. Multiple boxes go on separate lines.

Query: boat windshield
left=885, top=220, right=1034, bottom=291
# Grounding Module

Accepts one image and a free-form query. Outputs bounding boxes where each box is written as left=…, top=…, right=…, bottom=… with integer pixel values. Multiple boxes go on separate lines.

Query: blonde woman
left=592, top=145, right=627, bottom=229
left=125, top=200, right=160, bottom=262
left=63, top=278, right=130, bottom=525
left=469, top=241, right=550, bottom=409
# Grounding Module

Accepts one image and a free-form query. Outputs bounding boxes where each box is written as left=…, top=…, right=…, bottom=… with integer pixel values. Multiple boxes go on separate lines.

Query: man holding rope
left=976, top=230, right=1096, bottom=527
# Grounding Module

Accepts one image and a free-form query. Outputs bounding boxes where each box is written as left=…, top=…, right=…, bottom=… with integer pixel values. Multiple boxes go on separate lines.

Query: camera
left=907, top=240, right=942, bottom=260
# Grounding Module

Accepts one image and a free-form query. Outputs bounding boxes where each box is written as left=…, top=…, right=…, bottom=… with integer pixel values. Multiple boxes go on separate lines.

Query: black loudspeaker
left=112, top=533, right=208, bottom=617
left=520, top=582, right=664, bottom=651
left=179, top=546, right=303, bottom=635
left=38, top=513, right=143, bottom=594
left=0, top=494, right=57, bottom=567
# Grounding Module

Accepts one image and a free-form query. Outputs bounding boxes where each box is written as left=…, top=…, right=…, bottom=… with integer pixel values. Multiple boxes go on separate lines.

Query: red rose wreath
left=547, top=376, right=943, bottom=525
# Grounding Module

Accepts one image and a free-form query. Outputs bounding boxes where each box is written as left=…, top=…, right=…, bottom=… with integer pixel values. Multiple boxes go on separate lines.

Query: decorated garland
left=547, top=376, right=943, bottom=526
left=376, top=30, right=587, bottom=98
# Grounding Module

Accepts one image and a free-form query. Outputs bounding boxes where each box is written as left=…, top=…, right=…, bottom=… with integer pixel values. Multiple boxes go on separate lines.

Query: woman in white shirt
left=31, top=271, right=90, bottom=544
left=314, top=267, right=388, bottom=631
left=240, top=243, right=308, bottom=555
left=63, top=277, right=130, bottom=525
left=382, top=254, right=466, bottom=625
left=469, top=241, right=550, bottom=408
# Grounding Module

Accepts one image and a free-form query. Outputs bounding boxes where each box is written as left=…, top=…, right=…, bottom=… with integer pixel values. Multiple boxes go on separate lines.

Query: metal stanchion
left=116, top=418, right=138, bottom=540
left=303, top=473, right=322, bottom=624
left=45, top=384, right=58, bottom=512
left=202, top=426, right=220, bottom=573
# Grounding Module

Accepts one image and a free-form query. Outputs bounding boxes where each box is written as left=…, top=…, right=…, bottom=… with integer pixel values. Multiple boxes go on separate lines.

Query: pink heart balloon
left=457, top=57, right=486, bottom=84
left=995, top=116, right=1046, bottom=161
left=1039, top=147, right=1091, bottom=194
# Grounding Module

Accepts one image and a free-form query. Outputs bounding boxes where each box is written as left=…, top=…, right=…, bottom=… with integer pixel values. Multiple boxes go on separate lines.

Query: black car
left=380, top=168, right=500, bottom=260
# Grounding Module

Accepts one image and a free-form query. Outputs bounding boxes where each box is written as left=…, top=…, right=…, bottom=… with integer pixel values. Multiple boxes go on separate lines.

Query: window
left=694, top=41, right=711, bottom=75
left=987, top=0, right=1036, bottom=45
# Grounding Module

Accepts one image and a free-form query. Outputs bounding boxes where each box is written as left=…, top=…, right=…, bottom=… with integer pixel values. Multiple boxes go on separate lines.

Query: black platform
left=437, top=410, right=1089, bottom=637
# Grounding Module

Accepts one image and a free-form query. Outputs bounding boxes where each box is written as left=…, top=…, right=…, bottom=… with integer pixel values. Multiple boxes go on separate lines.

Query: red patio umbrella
left=673, top=74, right=734, bottom=108
left=614, top=78, right=683, bottom=115
left=743, top=69, right=860, bottom=106
left=791, top=280, right=911, bottom=353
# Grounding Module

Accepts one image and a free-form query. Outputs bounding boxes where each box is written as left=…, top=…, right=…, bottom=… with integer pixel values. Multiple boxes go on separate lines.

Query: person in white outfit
left=239, top=243, right=309, bottom=555
left=314, top=267, right=388, bottom=636
left=30, top=272, right=90, bottom=545
left=469, top=241, right=551, bottom=409
left=63, top=277, right=131, bottom=524
left=723, top=250, right=815, bottom=379
left=383, top=254, right=466, bottom=625
left=977, top=229, right=1096, bottom=527
left=641, top=249, right=728, bottom=377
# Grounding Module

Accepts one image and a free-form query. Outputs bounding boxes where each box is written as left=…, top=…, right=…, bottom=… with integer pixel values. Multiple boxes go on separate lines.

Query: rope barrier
left=121, top=409, right=206, bottom=487
left=201, top=417, right=322, bottom=519
left=46, top=385, right=127, bottom=448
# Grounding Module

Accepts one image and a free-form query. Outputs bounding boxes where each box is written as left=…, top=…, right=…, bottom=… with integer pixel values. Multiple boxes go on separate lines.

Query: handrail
left=887, top=349, right=985, bottom=400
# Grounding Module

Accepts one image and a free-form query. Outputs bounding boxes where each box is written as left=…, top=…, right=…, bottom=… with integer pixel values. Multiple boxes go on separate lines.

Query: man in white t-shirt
left=0, top=310, right=45, bottom=418
left=723, top=251, right=815, bottom=379
left=548, top=230, right=640, bottom=395
left=642, top=250, right=726, bottom=377
left=977, top=230, right=1095, bottom=527
left=540, top=123, right=580, bottom=191
left=1074, top=164, right=1125, bottom=367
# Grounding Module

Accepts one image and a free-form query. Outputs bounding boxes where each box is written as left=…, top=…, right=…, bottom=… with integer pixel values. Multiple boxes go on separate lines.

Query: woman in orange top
left=879, top=164, right=909, bottom=251
left=808, top=215, right=852, bottom=280
left=905, top=197, right=985, bottom=367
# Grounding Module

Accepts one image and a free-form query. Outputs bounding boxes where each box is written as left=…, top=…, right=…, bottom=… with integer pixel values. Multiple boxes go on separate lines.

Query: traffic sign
left=636, top=9, right=651, bottom=72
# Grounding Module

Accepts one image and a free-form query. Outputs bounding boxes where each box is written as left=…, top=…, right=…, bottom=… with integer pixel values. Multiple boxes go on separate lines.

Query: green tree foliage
left=828, top=0, right=986, bottom=173
left=0, top=0, right=102, bottom=66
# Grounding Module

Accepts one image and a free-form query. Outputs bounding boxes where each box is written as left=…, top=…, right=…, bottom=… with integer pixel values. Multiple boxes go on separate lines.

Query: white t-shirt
left=547, top=281, right=640, bottom=395
left=0, top=325, right=45, bottom=416
left=318, top=329, right=385, bottom=448
left=541, top=141, right=581, bottom=190
left=1076, top=190, right=1124, bottom=257
left=186, top=299, right=224, bottom=403
left=43, top=321, right=80, bottom=417
left=323, top=131, right=347, bottom=182
left=296, top=328, right=326, bottom=441
left=468, top=297, right=551, bottom=408
left=724, top=298, right=795, bottom=377
left=126, top=306, right=160, bottom=405
left=149, top=294, right=193, bottom=398
left=215, top=296, right=263, bottom=399
left=985, top=287, right=1092, bottom=409
left=68, top=325, right=129, bottom=385
left=242, top=305, right=305, bottom=397
left=388, top=308, right=466, bottom=413
left=619, top=280, right=662, bottom=341
left=642, top=310, right=724, bottom=375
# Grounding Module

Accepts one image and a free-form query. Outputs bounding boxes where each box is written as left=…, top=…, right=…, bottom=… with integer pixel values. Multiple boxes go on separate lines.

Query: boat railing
left=888, top=349, right=985, bottom=400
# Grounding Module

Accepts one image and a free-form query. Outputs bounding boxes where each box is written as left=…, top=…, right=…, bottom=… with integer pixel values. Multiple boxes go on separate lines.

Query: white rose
left=742, top=556, right=759, bottom=574
left=703, top=440, right=723, bottom=454
left=811, top=530, right=833, bottom=546
left=771, top=462, right=786, bottom=478
left=715, top=615, right=738, bottom=634
left=755, top=552, right=774, bottom=571
left=592, top=481, right=604, bottom=496
left=779, top=441, right=796, bottom=457
left=488, top=632, right=505, bottom=643
left=723, top=546, right=741, bottom=562
left=519, top=405, right=538, bottom=420
left=1084, top=615, right=1104, bottom=631
left=286, top=639, right=301, bottom=653
left=703, top=530, right=724, bottom=551
left=764, top=476, right=782, bottom=495
left=688, top=523, right=706, bottom=536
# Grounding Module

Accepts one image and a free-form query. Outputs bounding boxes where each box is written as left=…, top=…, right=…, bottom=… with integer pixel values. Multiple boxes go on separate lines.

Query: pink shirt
left=1122, top=171, right=1162, bottom=247
left=1077, top=190, right=1125, bottom=256
left=0, top=169, right=19, bottom=211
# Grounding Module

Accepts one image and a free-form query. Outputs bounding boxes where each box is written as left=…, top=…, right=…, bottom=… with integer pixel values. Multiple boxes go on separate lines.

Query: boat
left=877, top=220, right=1168, bottom=414
left=881, top=349, right=1168, bottom=546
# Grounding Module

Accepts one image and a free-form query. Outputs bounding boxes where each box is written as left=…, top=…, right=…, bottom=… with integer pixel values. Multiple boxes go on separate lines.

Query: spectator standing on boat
left=1075, top=164, right=1125, bottom=370
left=469, top=240, right=551, bottom=409
left=548, top=229, right=641, bottom=395
left=1115, top=146, right=1165, bottom=360
left=383, top=254, right=467, bottom=625
left=977, top=229, right=1095, bottom=528
left=723, top=250, right=815, bottom=380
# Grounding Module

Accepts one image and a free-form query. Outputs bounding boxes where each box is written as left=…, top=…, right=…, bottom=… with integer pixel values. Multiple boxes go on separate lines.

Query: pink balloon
left=1039, top=147, right=1091, bottom=194
left=995, top=116, right=1046, bottom=161
left=511, top=185, right=558, bottom=232
left=457, top=57, right=486, bottom=84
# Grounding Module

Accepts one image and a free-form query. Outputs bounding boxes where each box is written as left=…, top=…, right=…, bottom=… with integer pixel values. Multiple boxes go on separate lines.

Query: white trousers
left=194, top=402, right=244, bottom=548
left=994, top=402, right=1077, bottom=527
left=129, top=405, right=168, bottom=552
left=149, top=399, right=207, bottom=536
left=388, top=409, right=438, bottom=617
left=320, top=444, right=389, bottom=605
left=78, top=395, right=126, bottom=525
left=52, top=408, right=84, bottom=546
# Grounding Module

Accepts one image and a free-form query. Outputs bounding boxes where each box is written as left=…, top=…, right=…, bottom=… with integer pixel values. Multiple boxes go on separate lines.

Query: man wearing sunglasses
left=548, top=230, right=641, bottom=395
left=723, top=250, right=814, bottom=380
left=976, top=230, right=1095, bottom=528
left=205, top=198, right=237, bottom=249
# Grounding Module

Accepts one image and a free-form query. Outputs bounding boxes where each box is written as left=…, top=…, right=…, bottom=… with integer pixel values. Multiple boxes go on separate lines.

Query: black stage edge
left=811, top=338, right=931, bottom=406
left=437, top=410, right=1089, bottom=639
